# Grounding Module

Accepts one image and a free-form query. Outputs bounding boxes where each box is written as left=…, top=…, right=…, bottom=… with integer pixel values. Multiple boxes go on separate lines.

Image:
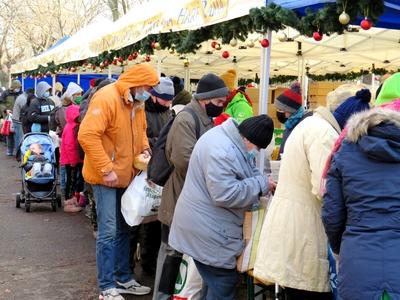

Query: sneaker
left=63, top=204, right=82, bottom=213
left=99, top=288, right=124, bottom=300
left=116, top=279, right=151, bottom=295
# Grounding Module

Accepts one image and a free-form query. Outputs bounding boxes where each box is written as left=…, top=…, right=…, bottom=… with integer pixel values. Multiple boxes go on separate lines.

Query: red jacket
left=60, top=105, right=82, bottom=166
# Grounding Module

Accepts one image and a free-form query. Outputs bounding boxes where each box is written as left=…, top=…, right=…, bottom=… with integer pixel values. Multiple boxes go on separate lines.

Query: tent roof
left=11, top=0, right=400, bottom=76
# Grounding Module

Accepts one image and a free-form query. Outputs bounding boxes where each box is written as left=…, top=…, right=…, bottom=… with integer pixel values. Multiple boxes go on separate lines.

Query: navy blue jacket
left=322, top=110, right=400, bottom=300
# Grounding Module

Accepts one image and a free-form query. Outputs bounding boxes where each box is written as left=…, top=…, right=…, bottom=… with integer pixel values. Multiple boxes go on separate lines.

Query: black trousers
left=64, top=163, right=83, bottom=199
left=284, top=287, right=332, bottom=300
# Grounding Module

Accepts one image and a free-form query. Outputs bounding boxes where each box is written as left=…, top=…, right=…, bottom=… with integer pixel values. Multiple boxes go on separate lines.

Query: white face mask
left=14, top=88, right=20, bottom=93
left=43, top=91, right=50, bottom=98
left=135, top=90, right=151, bottom=102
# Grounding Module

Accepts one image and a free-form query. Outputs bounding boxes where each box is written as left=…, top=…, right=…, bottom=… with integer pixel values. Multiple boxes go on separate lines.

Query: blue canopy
left=269, top=0, right=400, bottom=30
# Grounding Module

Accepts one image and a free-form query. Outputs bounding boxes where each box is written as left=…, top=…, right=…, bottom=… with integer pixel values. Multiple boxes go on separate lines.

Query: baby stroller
left=16, top=132, right=61, bottom=212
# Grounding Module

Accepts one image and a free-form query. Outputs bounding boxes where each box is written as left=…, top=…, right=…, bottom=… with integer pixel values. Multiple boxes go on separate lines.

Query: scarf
left=284, top=107, right=305, bottom=130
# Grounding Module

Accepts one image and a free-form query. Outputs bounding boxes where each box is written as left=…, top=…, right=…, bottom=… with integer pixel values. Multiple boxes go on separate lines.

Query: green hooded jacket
left=225, top=92, right=253, bottom=123
left=375, top=73, right=400, bottom=106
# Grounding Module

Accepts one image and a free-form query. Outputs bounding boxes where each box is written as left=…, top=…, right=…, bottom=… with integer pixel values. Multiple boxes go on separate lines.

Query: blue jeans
left=60, top=165, right=66, bottom=191
left=13, top=121, right=23, bottom=151
left=92, top=185, right=133, bottom=291
left=194, top=260, right=239, bottom=300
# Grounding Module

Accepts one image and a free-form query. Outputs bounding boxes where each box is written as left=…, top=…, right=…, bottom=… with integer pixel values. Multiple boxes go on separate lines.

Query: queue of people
left=1, top=66, right=400, bottom=300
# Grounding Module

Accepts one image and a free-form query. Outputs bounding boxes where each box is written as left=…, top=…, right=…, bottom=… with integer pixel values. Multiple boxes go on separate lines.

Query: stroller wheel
left=16, top=193, right=21, bottom=208
left=57, top=195, right=62, bottom=208
left=25, top=203, right=31, bottom=213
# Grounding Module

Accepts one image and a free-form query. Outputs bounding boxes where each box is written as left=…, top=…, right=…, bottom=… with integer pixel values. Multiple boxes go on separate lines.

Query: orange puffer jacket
left=78, top=64, right=159, bottom=188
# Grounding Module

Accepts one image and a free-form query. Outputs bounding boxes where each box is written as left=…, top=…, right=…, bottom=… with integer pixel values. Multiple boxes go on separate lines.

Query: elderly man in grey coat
left=169, top=115, right=275, bottom=300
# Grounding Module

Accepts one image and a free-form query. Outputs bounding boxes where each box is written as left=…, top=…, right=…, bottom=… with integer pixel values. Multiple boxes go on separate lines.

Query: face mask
left=246, top=148, right=259, bottom=162
left=43, top=91, right=50, bottom=98
left=14, top=88, right=21, bottom=93
left=135, top=90, right=151, bottom=102
left=205, top=102, right=224, bottom=118
left=74, top=96, right=82, bottom=105
left=276, top=111, right=288, bottom=124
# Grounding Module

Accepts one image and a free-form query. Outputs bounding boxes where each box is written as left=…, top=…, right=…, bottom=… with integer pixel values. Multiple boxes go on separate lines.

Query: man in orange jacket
left=78, top=64, right=159, bottom=300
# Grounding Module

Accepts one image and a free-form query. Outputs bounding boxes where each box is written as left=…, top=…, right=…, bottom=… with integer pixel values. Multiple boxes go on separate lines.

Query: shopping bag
left=1, top=115, right=12, bottom=136
left=173, top=255, right=203, bottom=300
left=237, top=206, right=267, bottom=272
left=121, top=171, right=162, bottom=226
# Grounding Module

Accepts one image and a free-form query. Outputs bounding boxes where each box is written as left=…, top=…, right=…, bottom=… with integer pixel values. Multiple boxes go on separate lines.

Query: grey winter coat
left=169, top=118, right=269, bottom=269
left=158, top=99, right=213, bottom=226
left=12, top=93, right=28, bottom=122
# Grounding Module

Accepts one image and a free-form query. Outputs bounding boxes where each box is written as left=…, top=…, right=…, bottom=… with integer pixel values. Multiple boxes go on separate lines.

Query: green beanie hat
left=375, top=73, right=400, bottom=106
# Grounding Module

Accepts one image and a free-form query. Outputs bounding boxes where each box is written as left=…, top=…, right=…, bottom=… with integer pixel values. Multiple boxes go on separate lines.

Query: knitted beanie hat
left=275, top=82, right=302, bottom=113
left=194, top=73, right=229, bottom=100
left=11, top=80, right=22, bottom=90
left=333, top=89, right=371, bottom=129
left=150, top=77, right=175, bottom=101
left=220, top=69, right=237, bottom=91
left=238, top=114, right=274, bottom=149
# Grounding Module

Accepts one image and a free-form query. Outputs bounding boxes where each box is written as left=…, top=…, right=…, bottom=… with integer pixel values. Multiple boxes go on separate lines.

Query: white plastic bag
left=121, top=171, right=162, bottom=226
left=173, top=255, right=203, bottom=300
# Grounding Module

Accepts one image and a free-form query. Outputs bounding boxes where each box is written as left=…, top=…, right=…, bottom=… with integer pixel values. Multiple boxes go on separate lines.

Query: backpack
left=147, top=107, right=200, bottom=186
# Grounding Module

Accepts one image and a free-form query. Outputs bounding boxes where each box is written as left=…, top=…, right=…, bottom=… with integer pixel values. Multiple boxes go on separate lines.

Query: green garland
left=17, top=1, right=386, bottom=77
left=236, top=68, right=399, bottom=86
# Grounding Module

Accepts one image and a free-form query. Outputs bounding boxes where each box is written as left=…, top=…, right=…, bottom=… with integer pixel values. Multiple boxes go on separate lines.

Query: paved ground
left=0, top=143, right=154, bottom=300
left=0, top=142, right=256, bottom=300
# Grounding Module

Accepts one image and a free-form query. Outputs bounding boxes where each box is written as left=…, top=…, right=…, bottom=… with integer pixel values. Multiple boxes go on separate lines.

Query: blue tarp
left=269, top=0, right=400, bottom=30
left=18, top=74, right=120, bottom=94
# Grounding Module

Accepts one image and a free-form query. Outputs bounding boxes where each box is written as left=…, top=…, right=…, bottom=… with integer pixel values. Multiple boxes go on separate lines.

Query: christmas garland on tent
left=16, top=0, right=385, bottom=77
left=236, top=68, right=399, bottom=86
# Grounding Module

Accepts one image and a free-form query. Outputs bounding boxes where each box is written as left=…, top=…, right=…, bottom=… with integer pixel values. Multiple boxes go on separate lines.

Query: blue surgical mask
left=135, top=90, right=151, bottom=102
left=43, top=91, right=50, bottom=98
left=246, top=148, right=259, bottom=162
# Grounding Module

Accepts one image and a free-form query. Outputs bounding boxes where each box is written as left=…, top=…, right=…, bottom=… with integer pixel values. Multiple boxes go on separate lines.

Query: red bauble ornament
left=211, top=41, right=218, bottom=48
left=103, top=60, right=109, bottom=67
left=92, top=64, right=97, bottom=70
left=132, top=52, right=138, bottom=59
left=151, top=41, right=156, bottom=49
left=118, top=57, right=124, bottom=63
left=112, top=59, right=118, bottom=65
left=128, top=54, right=134, bottom=61
left=145, top=55, right=151, bottom=62
left=260, top=38, right=270, bottom=48
left=313, top=31, right=323, bottom=41
left=222, top=51, right=230, bottom=59
left=360, top=18, right=372, bottom=30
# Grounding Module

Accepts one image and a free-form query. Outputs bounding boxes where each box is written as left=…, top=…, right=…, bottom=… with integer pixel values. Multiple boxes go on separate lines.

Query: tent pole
left=21, top=75, right=25, bottom=92
left=184, top=66, right=190, bottom=92
left=257, top=29, right=272, bottom=172
left=34, top=77, right=38, bottom=91
left=157, top=54, right=162, bottom=76
left=77, top=72, right=81, bottom=85
left=8, top=73, right=11, bottom=88
left=108, top=66, right=112, bottom=79
left=52, top=74, right=56, bottom=96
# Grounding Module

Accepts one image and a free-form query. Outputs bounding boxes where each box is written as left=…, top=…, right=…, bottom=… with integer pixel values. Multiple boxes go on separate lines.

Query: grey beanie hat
left=194, top=73, right=229, bottom=100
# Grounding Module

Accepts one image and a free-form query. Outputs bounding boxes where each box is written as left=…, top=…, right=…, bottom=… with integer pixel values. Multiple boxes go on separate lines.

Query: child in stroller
left=22, top=142, right=53, bottom=178
left=16, top=132, right=61, bottom=212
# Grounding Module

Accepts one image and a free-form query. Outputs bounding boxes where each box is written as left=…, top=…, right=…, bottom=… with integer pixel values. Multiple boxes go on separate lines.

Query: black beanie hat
left=194, top=73, right=229, bottom=100
left=238, top=115, right=274, bottom=149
